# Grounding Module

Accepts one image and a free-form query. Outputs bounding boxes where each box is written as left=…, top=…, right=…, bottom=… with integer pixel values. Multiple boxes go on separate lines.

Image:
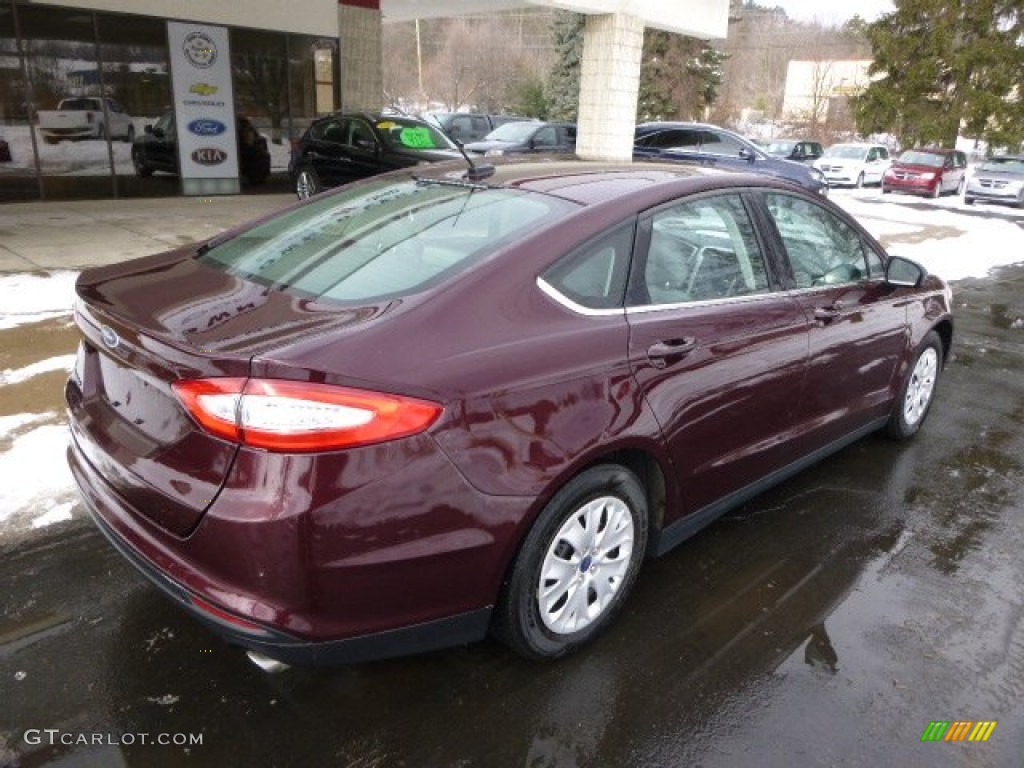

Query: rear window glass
left=198, top=179, right=578, bottom=303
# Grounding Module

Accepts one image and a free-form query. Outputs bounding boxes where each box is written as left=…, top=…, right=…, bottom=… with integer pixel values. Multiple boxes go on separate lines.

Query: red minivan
left=882, top=148, right=968, bottom=198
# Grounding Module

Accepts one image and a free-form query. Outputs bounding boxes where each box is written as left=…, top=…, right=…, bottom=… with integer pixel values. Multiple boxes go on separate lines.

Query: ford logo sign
left=191, top=148, right=228, bottom=166
left=187, top=119, right=227, bottom=137
left=100, top=324, right=120, bottom=350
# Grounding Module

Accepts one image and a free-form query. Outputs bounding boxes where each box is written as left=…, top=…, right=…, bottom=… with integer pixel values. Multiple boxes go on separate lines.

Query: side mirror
left=739, top=147, right=756, bottom=162
left=354, top=138, right=377, bottom=153
left=886, top=256, right=926, bottom=288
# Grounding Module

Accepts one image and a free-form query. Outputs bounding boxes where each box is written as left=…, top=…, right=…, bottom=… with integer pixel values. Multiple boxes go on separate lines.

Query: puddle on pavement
left=879, top=224, right=964, bottom=247
left=0, top=316, right=78, bottom=372
left=903, top=431, right=1020, bottom=575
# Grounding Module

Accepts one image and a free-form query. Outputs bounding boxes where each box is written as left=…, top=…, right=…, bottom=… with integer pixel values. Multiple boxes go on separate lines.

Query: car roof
left=410, top=158, right=802, bottom=207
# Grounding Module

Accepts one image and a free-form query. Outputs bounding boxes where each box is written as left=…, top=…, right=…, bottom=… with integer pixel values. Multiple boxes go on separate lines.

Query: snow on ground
left=0, top=354, right=76, bottom=386
left=830, top=188, right=1024, bottom=281
left=0, top=271, right=78, bottom=330
left=0, top=423, right=78, bottom=532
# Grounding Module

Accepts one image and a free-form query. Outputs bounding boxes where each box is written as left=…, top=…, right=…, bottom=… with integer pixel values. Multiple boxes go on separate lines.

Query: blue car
left=634, top=122, right=828, bottom=195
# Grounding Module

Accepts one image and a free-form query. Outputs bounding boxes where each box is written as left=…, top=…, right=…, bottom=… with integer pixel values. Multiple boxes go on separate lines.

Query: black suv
left=131, top=111, right=271, bottom=184
left=289, top=112, right=463, bottom=199
left=634, top=122, right=827, bottom=194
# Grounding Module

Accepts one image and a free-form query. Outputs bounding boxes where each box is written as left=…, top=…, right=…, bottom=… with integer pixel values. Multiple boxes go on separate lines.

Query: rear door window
left=629, top=194, right=771, bottom=306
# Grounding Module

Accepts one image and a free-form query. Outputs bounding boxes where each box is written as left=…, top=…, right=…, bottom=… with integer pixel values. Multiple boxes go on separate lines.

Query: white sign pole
left=167, top=22, right=240, bottom=195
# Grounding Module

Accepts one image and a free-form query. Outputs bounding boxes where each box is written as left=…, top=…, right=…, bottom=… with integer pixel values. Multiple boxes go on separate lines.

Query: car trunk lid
left=68, top=252, right=388, bottom=537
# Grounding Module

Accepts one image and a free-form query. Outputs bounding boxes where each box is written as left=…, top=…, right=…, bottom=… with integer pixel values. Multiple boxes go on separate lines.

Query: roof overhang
left=380, top=0, right=729, bottom=39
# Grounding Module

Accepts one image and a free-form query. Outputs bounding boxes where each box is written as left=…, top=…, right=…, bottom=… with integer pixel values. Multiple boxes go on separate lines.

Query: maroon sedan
left=882, top=148, right=968, bottom=198
left=66, top=160, right=953, bottom=665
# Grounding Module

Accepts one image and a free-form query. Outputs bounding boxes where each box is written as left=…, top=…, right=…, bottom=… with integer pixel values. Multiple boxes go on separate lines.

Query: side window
left=450, top=116, right=472, bottom=137
left=879, top=147, right=890, bottom=160
left=630, top=194, right=771, bottom=306
left=542, top=223, right=634, bottom=310
left=471, top=116, right=489, bottom=134
left=867, top=148, right=880, bottom=162
left=650, top=130, right=701, bottom=150
left=348, top=119, right=376, bottom=149
left=533, top=126, right=557, bottom=147
left=314, top=119, right=345, bottom=144
left=562, top=126, right=577, bottom=144
left=764, top=193, right=871, bottom=288
left=699, top=130, right=744, bottom=157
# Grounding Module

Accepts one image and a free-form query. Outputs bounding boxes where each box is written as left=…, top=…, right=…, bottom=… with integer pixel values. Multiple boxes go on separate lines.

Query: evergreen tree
left=638, top=31, right=727, bottom=122
left=546, top=11, right=585, bottom=121
left=853, top=0, right=1024, bottom=148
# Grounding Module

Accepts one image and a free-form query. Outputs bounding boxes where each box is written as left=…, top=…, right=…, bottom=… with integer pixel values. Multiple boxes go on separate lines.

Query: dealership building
left=0, top=0, right=726, bottom=202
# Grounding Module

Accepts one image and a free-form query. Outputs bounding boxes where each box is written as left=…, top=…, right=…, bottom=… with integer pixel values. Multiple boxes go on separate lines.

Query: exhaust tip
left=246, top=650, right=290, bottom=673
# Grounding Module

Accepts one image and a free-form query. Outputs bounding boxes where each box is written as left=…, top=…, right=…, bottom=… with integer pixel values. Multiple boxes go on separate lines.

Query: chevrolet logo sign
left=189, top=83, right=218, bottom=96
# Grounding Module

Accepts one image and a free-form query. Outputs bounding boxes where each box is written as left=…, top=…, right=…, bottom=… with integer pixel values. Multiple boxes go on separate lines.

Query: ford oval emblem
left=191, top=147, right=228, bottom=166
left=187, top=119, right=227, bottom=137
left=100, top=324, right=120, bottom=349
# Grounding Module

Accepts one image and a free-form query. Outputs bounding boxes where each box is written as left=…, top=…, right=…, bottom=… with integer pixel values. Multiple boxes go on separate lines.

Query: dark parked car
left=0, top=134, right=10, bottom=163
left=425, top=112, right=531, bottom=143
left=634, top=122, right=828, bottom=194
left=965, top=155, right=1024, bottom=208
left=66, top=160, right=951, bottom=666
left=464, top=121, right=577, bottom=156
left=764, top=139, right=824, bottom=164
left=131, top=111, right=271, bottom=184
left=289, top=112, right=463, bottom=199
left=882, top=148, right=968, bottom=198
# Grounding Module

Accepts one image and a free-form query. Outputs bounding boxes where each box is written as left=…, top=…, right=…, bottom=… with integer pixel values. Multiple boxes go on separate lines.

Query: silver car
left=965, top=156, right=1024, bottom=209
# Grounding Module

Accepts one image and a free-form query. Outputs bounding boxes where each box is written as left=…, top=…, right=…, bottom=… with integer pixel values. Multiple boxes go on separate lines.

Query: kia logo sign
left=187, top=119, right=227, bottom=136
left=191, top=148, right=228, bottom=166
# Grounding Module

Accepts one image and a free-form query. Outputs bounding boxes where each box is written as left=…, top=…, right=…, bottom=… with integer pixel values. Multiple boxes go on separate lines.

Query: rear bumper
left=74, top=461, right=490, bottom=664
left=66, top=417, right=522, bottom=664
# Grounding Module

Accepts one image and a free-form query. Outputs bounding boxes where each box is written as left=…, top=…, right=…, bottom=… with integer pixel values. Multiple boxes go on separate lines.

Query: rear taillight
left=172, top=378, right=442, bottom=452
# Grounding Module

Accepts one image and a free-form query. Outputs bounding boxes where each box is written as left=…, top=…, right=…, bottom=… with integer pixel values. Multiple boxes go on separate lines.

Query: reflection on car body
left=66, top=160, right=953, bottom=667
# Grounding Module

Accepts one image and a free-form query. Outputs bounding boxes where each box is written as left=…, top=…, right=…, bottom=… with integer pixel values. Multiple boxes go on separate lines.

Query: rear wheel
left=965, top=196, right=975, bottom=205
left=295, top=168, right=321, bottom=200
left=132, top=150, right=152, bottom=177
left=494, top=464, right=648, bottom=660
left=886, top=331, right=943, bottom=440
left=929, top=182, right=941, bottom=199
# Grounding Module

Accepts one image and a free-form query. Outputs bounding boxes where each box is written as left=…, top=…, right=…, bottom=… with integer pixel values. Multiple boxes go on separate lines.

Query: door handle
left=813, top=302, right=845, bottom=323
left=647, top=338, right=698, bottom=368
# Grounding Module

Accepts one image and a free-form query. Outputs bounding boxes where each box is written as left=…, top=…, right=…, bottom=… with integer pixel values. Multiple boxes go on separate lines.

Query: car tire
left=124, top=125, right=135, bottom=144
left=881, top=186, right=890, bottom=194
left=886, top=331, right=943, bottom=440
left=132, top=151, right=153, bottom=178
left=493, top=464, right=649, bottom=660
left=295, top=168, right=321, bottom=200
left=930, top=183, right=941, bottom=199
left=956, top=177, right=965, bottom=195
left=855, top=172, right=865, bottom=189
left=965, top=196, right=975, bottom=205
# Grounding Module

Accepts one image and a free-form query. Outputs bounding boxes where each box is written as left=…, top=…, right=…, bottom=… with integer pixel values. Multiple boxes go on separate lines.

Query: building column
left=338, top=0, right=383, bottom=112
left=576, top=13, right=645, bottom=163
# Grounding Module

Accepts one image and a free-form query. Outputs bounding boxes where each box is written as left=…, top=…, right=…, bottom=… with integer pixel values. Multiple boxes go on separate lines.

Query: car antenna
left=452, top=138, right=496, bottom=183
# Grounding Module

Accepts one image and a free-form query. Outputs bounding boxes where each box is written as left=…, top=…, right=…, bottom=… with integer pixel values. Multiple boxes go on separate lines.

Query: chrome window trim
left=536, top=277, right=626, bottom=318
left=625, top=291, right=778, bottom=315
left=782, top=277, right=887, bottom=297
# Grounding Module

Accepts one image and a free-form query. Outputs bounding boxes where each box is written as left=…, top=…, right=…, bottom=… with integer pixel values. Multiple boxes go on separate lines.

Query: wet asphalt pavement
left=2, top=216, right=1024, bottom=768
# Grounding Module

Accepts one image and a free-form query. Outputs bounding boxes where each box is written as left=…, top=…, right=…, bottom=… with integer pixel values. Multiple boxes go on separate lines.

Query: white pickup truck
left=37, top=97, right=135, bottom=144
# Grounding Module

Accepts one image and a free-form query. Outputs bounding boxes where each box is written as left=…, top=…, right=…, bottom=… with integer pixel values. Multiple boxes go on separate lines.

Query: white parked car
left=814, top=143, right=891, bottom=188
left=37, top=97, right=135, bottom=144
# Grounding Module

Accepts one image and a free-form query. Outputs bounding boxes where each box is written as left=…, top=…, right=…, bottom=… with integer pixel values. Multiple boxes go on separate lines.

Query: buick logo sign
left=100, top=324, right=120, bottom=350
left=182, top=31, right=217, bottom=69
left=191, top=147, right=228, bottom=166
left=188, top=119, right=227, bottom=137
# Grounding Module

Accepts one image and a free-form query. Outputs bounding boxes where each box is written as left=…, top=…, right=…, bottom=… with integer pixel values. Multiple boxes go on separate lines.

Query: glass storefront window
left=0, top=2, right=39, bottom=201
